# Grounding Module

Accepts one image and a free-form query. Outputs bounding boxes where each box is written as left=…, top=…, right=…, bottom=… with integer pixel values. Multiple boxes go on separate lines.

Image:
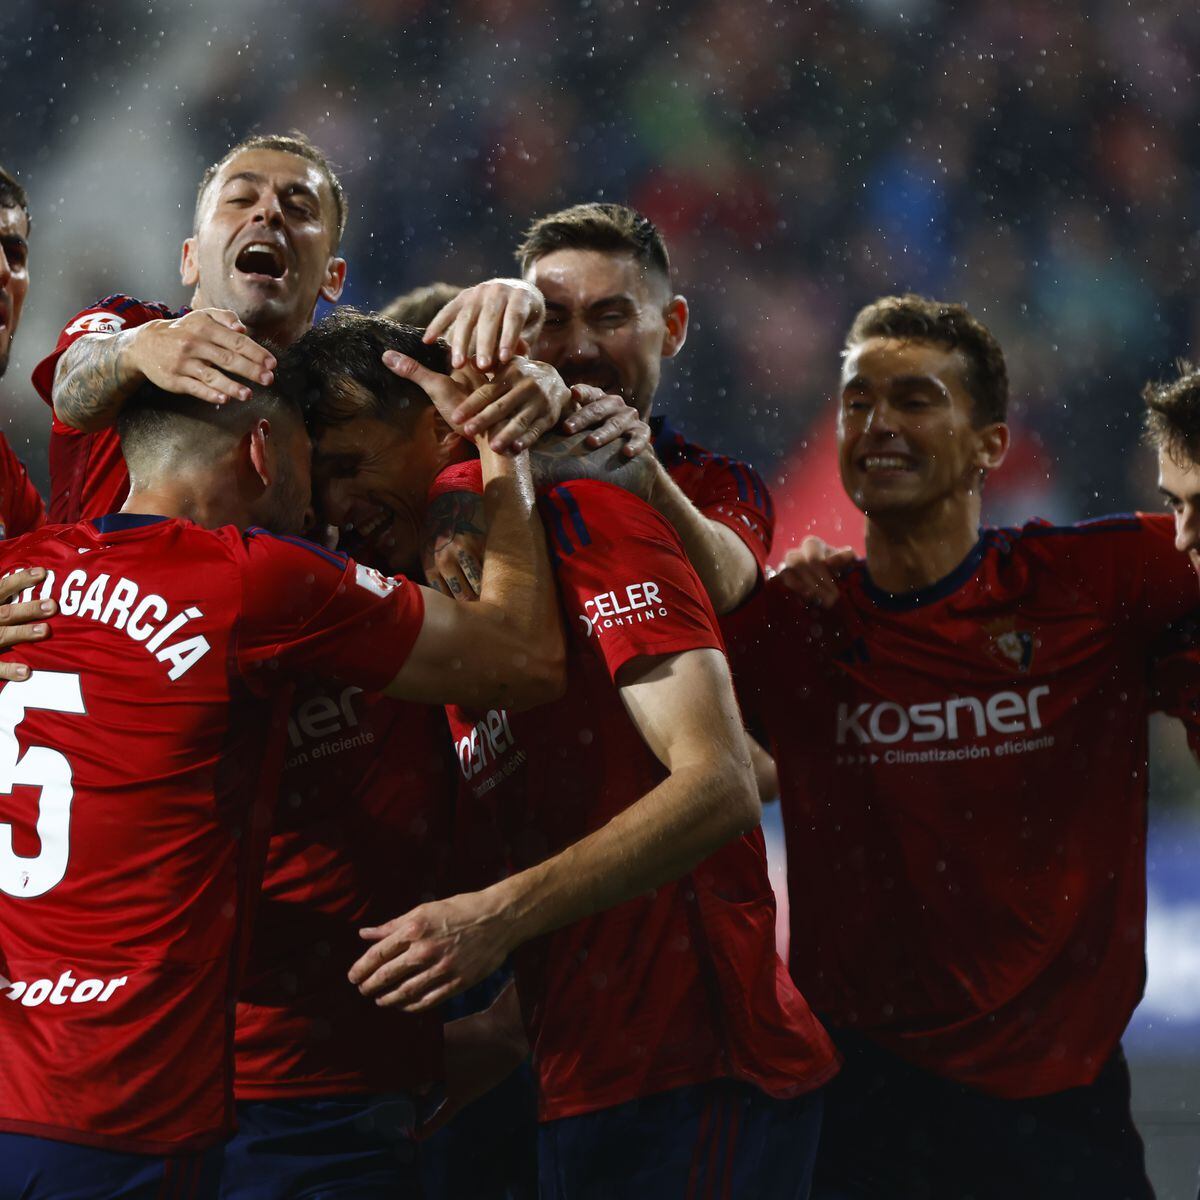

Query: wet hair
left=846, top=293, right=1009, bottom=427
left=194, top=131, right=347, bottom=245
left=517, top=202, right=671, bottom=285
left=117, top=377, right=303, bottom=480
left=0, top=164, right=30, bottom=232
left=279, top=307, right=450, bottom=432
left=381, top=283, right=464, bottom=329
left=1143, top=361, right=1200, bottom=467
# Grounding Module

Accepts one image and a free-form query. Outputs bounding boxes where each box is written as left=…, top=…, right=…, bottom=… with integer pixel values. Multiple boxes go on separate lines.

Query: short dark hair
left=0, top=164, right=30, bottom=232
left=846, top=294, right=1009, bottom=427
left=117, top=379, right=302, bottom=477
left=280, top=307, right=450, bottom=431
left=195, top=131, right=347, bottom=245
left=381, top=283, right=464, bottom=329
left=517, top=202, right=670, bottom=283
left=1143, top=361, right=1200, bottom=467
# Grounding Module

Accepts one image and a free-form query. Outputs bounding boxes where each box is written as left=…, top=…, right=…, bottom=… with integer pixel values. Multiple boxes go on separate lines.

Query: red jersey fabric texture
left=0, top=515, right=424, bottom=1154
left=0, top=430, right=45, bottom=539
left=436, top=461, right=838, bottom=1122
left=233, top=683, right=454, bottom=1099
left=651, top=416, right=775, bottom=572
left=722, top=514, right=1200, bottom=1099
left=32, top=295, right=183, bottom=523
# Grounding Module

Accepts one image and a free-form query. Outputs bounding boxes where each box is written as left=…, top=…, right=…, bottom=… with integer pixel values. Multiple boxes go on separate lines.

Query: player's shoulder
left=62, top=293, right=182, bottom=335
left=997, top=512, right=1172, bottom=560
left=538, top=478, right=674, bottom=555
left=240, top=526, right=351, bottom=570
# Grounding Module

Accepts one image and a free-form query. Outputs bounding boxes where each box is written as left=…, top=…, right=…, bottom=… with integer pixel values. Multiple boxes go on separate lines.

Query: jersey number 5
left=0, top=672, right=87, bottom=899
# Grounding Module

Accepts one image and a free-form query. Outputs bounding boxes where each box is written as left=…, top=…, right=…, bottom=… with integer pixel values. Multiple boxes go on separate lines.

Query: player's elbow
left=707, top=754, right=761, bottom=841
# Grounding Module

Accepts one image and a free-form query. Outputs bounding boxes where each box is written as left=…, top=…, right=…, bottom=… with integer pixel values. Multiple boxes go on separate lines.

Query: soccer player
left=0, top=370, right=563, bottom=1199
left=33, top=133, right=571, bottom=523
left=0, top=165, right=47, bottom=538
left=299, top=311, right=838, bottom=1199
left=721, top=294, right=1200, bottom=1199
left=424, top=203, right=775, bottom=615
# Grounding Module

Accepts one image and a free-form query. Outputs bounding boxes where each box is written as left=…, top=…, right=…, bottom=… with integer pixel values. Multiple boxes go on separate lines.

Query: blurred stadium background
left=3, top=0, right=1199, bottom=1192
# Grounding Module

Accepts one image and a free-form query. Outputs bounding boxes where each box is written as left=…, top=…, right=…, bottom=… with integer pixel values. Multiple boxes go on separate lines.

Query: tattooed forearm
left=422, top=490, right=487, bottom=560
left=53, top=332, right=143, bottom=433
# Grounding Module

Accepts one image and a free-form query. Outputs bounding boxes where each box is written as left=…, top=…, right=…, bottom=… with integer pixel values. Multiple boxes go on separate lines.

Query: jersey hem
left=0, top=1116, right=229, bottom=1157
left=536, top=1057, right=838, bottom=1122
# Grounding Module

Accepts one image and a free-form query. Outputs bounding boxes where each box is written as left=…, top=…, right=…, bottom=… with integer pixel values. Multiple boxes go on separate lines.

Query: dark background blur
left=3, top=0, right=1200, bottom=1192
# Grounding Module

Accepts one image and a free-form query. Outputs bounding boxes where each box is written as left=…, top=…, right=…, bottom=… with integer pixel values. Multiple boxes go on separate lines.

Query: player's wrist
left=120, top=323, right=157, bottom=387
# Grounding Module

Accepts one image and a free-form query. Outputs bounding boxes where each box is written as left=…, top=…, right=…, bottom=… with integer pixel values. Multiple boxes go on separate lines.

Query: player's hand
left=450, top=358, right=571, bottom=453
left=349, top=889, right=517, bottom=1012
left=424, top=279, right=545, bottom=373
left=422, top=489, right=486, bottom=601
left=560, top=386, right=652, bottom=457
left=416, top=981, right=527, bottom=1140
left=0, top=568, right=57, bottom=682
left=127, top=308, right=276, bottom=406
left=773, top=537, right=856, bottom=608
left=381, top=351, right=486, bottom=437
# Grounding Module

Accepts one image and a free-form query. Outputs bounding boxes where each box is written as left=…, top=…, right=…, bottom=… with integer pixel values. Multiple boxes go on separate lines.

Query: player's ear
left=320, top=257, right=347, bottom=305
left=662, top=295, right=688, bottom=360
left=247, top=418, right=274, bottom=489
left=975, top=422, right=1010, bottom=474
left=180, top=238, right=199, bottom=289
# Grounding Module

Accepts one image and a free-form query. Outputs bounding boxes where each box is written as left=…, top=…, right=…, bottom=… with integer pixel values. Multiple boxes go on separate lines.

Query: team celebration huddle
left=0, top=129, right=1196, bottom=1200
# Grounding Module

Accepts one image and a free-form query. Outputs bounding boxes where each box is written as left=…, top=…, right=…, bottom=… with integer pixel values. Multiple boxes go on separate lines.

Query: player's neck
left=188, top=287, right=312, bottom=350
left=863, top=499, right=982, bottom=595
left=122, top=482, right=251, bottom=531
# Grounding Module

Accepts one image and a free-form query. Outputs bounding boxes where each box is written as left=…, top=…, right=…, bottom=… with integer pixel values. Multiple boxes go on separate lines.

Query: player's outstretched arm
left=352, top=647, right=757, bottom=1010
left=639, top=463, right=761, bottom=615
left=380, top=356, right=566, bottom=713
left=53, top=309, right=276, bottom=431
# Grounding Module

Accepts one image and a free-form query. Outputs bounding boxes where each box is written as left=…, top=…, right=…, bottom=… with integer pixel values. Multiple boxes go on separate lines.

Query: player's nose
left=0, top=244, right=11, bottom=291
left=1175, top=507, right=1200, bottom=554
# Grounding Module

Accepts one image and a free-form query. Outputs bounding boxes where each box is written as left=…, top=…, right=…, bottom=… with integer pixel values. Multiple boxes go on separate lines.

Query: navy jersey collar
left=92, top=513, right=170, bottom=533
left=857, top=530, right=991, bottom=612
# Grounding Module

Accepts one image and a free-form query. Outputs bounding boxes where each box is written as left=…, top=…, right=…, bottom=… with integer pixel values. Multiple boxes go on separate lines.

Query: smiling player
left=722, top=294, right=1199, bottom=1199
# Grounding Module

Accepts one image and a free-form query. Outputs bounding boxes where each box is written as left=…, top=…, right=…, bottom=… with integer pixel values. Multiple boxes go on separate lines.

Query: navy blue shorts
left=812, top=1031, right=1152, bottom=1200
left=419, top=972, right=538, bottom=1200
left=0, top=1133, right=222, bottom=1200
left=219, top=1094, right=420, bottom=1200
left=538, top=1079, right=824, bottom=1200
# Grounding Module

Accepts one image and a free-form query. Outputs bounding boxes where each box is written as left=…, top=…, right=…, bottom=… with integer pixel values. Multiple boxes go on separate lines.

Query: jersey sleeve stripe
left=551, top=485, right=593, bottom=549
left=538, top=494, right=578, bottom=559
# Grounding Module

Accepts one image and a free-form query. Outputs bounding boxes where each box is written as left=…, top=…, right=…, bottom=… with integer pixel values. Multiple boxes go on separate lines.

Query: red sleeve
left=233, top=529, right=426, bottom=696
left=0, top=433, right=45, bottom=538
left=665, top=453, right=775, bottom=573
left=31, top=295, right=177, bottom=421
left=539, top=480, right=724, bottom=680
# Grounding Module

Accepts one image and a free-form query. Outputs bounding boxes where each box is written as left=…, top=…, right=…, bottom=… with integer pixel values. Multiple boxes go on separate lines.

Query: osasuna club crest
left=984, top=618, right=1035, bottom=673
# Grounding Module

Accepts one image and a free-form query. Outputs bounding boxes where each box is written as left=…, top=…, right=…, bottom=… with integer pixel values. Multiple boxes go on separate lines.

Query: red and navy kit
left=436, top=461, right=837, bottom=1122
left=723, top=514, right=1200, bottom=1099
left=651, top=416, right=775, bottom=573
left=0, top=514, right=424, bottom=1155
left=0, top=430, right=45, bottom=539
left=32, top=295, right=183, bottom=522
left=234, top=681, right=454, bottom=1100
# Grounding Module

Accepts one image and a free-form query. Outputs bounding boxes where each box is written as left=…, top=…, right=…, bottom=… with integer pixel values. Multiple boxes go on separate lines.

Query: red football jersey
left=32, top=295, right=183, bottom=523
left=234, top=683, right=455, bottom=1099
left=722, top=515, right=1200, bottom=1098
left=652, top=416, right=775, bottom=572
left=0, top=515, right=424, bottom=1154
left=437, top=463, right=837, bottom=1121
left=0, top=430, right=45, bottom=539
